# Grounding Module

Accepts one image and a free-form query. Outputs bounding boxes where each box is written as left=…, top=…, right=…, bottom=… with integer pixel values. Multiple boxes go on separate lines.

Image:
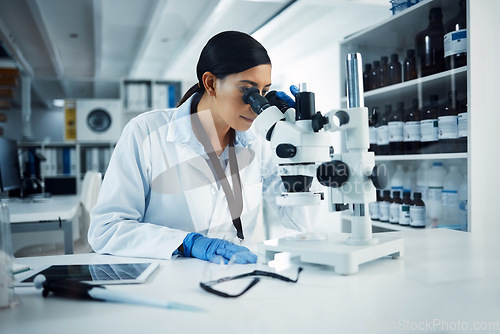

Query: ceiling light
left=52, top=99, right=64, bottom=107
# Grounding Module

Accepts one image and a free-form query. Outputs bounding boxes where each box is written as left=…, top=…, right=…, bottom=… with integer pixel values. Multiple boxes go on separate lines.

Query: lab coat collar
left=165, top=95, right=257, bottom=154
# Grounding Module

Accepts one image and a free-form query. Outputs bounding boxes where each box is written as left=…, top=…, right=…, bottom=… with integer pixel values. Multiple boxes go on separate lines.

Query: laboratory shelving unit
left=121, top=78, right=182, bottom=126
left=338, top=0, right=470, bottom=232
left=121, top=79, right=181, bottom=112
left=17, top=141, right=114, bottom=195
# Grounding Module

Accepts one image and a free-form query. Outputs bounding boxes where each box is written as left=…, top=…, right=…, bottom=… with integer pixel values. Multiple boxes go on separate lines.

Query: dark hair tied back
left=177, top=31, right=271, bottom=107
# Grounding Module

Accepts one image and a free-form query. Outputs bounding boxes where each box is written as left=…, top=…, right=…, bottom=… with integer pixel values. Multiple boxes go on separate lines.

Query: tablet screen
left=17, top=263, right=159, bottom=286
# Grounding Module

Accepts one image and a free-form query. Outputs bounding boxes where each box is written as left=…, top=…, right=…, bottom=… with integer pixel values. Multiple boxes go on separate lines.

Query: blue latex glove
left=182, top=233, right=257, bottom=264
left=275, top=85, right=299, bottom=108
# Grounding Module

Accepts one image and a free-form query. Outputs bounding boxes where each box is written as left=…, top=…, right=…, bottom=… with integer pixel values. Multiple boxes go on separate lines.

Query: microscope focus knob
left=311, top=112, right=328, bottom=132
left=316, top=160, right=349, bottom=188
left=369, top=164, right=388, bottom=189
left=276, top=144, right=297, bottom=158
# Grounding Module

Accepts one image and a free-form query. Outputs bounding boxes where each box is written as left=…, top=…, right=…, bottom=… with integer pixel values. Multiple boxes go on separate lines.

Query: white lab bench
left=1, top=228, right=499, bottom=334
left=8, top=195, right=81, bottom=254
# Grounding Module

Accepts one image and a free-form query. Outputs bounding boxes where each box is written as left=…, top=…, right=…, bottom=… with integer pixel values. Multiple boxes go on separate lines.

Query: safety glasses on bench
left=200, top=267, right=303, bottom=298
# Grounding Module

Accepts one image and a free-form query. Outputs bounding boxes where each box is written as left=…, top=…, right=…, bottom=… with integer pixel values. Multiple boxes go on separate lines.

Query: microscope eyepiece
left=242, top=87, right=270, bottom=115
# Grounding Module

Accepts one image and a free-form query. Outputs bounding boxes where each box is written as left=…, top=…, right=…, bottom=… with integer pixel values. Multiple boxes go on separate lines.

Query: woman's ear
left=202, top=72, right=217, bottom=97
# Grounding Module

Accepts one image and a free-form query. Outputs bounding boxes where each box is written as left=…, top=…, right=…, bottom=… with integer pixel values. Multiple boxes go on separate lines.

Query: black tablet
left=15, top=262, right=159, bottom=286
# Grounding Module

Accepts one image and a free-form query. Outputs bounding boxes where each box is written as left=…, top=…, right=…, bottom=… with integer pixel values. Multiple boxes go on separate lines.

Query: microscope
left=243, top=53, right=403, bottom=275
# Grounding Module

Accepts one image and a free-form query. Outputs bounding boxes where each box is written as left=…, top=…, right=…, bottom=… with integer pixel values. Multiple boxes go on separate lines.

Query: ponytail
left=177, top=83, right=203, bottom=107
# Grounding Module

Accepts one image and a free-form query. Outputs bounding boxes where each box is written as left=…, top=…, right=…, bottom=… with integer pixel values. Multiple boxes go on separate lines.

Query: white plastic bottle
left=403, top=165, right=417, bottom=195
left=391, top=164, right=405, bottom=196
left=427, top=161, right=446, bottom=227
left=416, top=161, right=430, bottom=202
left=441, top=166, right=463, bottom=229
left=458, top=177, right=468, bottom=231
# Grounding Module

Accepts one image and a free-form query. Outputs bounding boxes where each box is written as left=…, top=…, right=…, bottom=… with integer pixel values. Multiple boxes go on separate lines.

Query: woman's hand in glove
left=182, top=233, right=257, bottom=264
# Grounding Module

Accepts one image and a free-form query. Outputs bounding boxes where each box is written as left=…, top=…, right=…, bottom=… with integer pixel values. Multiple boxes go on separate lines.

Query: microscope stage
left=258, top=232, right=403, bottom=275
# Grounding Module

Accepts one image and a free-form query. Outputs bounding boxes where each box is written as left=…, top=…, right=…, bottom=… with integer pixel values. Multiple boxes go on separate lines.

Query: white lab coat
left=88, top=96, right=314, bottom=259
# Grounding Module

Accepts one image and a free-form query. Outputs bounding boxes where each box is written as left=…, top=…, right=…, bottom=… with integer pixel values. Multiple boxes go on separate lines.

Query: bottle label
left=420, top=119, right=439, bottom=142
left=438, top=116, right=458, bottom=139
left=427, top=187, right=443, bottom=201
left=404, top=121, right=421, bottom=142
left=389, top=203, right=401, bottom=223
left=369, top=126, right=378, bottom=144
left=369, top=201, right=380, bottom=220
left=444, top=29, right=467, bottom=58
left=379, top=202, right=390, bottom=222
left=458, top=112, right=468, bottom=138
left=399, top=204, right=411, bottom=225
left=442, top=190, right=459, bottom=206
left=388, top=121, right=404, bottom=142
left=410, top=206, right=426, bottom=227
left=377, top=125, right=390, bottom=145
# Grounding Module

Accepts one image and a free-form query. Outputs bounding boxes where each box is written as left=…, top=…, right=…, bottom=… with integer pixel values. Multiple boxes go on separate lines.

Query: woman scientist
left=88, top=31, right=313, bottom=264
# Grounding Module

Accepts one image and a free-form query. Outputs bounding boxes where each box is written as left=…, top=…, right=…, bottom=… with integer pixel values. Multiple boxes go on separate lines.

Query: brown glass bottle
left=369, top=106, right=379, bottom=154
left=410, top=192, right=426, bottom=228
left=388, top=53, right=402, bottom=85
left=388, top=102, right=405, bottom=155
left=377, top=105, right=391, bottom=155
left=438, top=91, right=459, bottom=153
left=378, top=56, right=389, bottom=88
left=457, top=98, right=468, bottom=152
left=403, top=98, right=421, bottom=154
left=370, top=189, right=381, bottom=221
left=420, top=94, right=440, bottom=154
left=370, top=61, right=380, bottom=90
left=399, top=191, right=412, bottom=226
left=363, top=63, right=372, bottom=92
left=403, top=49, right=417, bottom=81
left=415, top=7, right=445, bottom=77
left=389, top=191, right=402, bottom=224
left=444, top=0, right=467, bottom=70
left=379, top=190, right=392, bottom=223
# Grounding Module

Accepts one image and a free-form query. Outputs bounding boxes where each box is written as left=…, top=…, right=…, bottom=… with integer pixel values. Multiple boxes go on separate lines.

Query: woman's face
left=212, top=64, right=272, bottom=132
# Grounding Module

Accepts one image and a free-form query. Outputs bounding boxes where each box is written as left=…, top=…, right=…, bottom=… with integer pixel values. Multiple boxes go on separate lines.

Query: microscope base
left=258, top=232, right=403, bottom=275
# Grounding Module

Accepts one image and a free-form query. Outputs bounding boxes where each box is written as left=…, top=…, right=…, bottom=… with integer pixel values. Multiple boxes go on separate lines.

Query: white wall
left=468, top=0, right=500, bottom=237
left=1, top=107, right=23, bottom=141
left=256, top=2, right=390, bottom=109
